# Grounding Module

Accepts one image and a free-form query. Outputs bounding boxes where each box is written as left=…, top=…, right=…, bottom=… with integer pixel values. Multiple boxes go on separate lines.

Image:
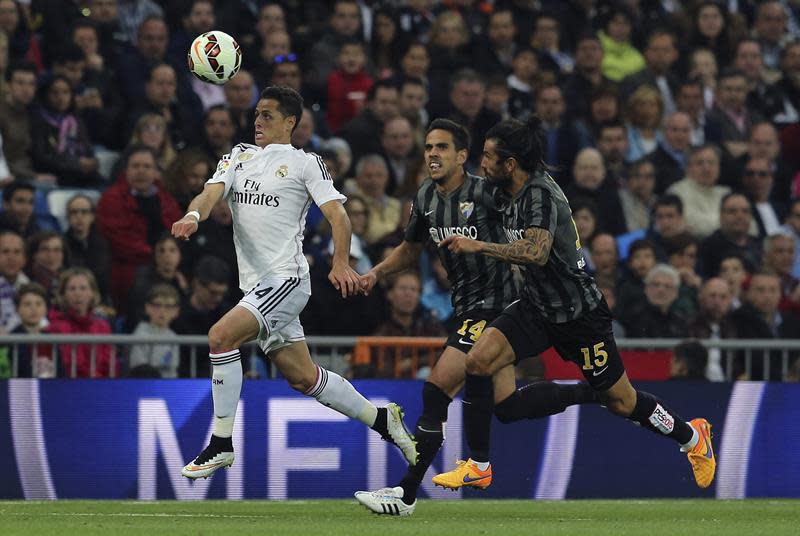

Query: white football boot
left=384, top=403, right=418, bottom=465
left=354, top=486, right=416, bottom=516
left=181, top=446, right=234, bottom=479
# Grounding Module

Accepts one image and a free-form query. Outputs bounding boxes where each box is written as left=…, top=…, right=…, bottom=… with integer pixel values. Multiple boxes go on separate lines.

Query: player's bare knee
left=465, top=352, right=493, bottom=376
left=602, top=393, right=636, bottom=416
left=208, top=323, right=233, bottom=353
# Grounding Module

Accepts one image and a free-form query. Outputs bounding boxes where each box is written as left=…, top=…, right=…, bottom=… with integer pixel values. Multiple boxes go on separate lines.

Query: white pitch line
left=0, top=512, right=266, bottom=519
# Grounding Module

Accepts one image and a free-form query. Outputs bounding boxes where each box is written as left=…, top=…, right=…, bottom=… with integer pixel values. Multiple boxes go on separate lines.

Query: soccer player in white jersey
left=172, top=86, right=417, bottom=479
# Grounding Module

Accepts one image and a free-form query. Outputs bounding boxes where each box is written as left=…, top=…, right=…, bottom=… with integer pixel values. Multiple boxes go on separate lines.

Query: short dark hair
left=193, top=255, right=230, bottom=285
left=366, top=78, right=398, bottom=101
left=654, top=193, right=684, bottom=215
left=449, top=68, right=484, bottom=91
left=145, top=62, right=174, bottom=82
left=27, top=231, right=68, bottom=267
left=678, top=77, right=703, bottom=92
left=426, top=118, right=471, bottom=153
left=720, top=191, right=750, bottom=213
left=6, top=61, right=38, bottom=83
left=204, top=104, right=236, bottom=124
left=646, top=28, right=676, bottom=48
left=53, top=43, right=85, bottom=65
left=121, top=144, right=158, bottom=169
left=72, top=18, right=97, bottom=35
left=717, top=67, right=747, bottom=84
left=665, top=232, right=698, bottom=256
left=2, top=182, right=35, bottom=203
left=14, top=282, right=49, bottom=308
left=597, top=119, right=626, bottom=137
left=689, top=143, right=721, bottom=161
left=484, top=116, right=546, bottom=173
left=673, top=340, right=708, bottom=380
left=628, top=238, right=656, bottom=259
left=259, top=86, right=303, bottom=132
left=400, top=75, right=425, bottom=91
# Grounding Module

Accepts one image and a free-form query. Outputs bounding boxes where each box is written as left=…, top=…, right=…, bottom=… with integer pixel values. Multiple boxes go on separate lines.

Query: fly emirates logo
left=232, top=179, right=280, bottom=207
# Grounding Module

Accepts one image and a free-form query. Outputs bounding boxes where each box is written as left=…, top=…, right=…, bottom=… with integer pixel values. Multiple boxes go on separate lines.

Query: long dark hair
left=484, top=116, right=546, bottom=173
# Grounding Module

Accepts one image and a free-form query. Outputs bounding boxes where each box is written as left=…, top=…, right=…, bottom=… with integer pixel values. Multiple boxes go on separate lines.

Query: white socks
left=210, top=350, right=243, bottom=438
left=680, top=424, right=700, bottom=452
left=471, top=459, right=491, bottom=471
left=305, top=365, right=377, bottom=426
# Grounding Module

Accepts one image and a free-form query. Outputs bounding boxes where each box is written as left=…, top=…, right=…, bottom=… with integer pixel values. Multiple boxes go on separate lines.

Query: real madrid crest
left=276, top=164, right=289, bottom=178
left=459, top=201, right=474, bottom=219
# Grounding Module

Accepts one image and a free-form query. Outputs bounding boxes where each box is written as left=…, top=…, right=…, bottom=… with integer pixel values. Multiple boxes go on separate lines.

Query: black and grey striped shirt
left=405, top=173, right=518, bottom=317
left=503, top=171, right=603, bottom=323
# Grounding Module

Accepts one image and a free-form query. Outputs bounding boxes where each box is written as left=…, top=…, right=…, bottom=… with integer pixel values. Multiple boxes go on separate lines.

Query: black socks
left=627, top=390, right=693, bottom=444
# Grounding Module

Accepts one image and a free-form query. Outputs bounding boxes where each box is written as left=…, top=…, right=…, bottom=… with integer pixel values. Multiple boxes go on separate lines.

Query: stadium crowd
left=1, top=0, right=800, bottom=381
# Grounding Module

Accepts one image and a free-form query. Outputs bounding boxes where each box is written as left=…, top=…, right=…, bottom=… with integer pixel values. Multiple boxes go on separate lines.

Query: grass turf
left=1, top=499, right=798, bottom=536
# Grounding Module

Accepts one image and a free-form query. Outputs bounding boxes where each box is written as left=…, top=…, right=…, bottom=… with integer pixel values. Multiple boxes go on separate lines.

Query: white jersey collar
left=263, top=143, right=294, bottom=153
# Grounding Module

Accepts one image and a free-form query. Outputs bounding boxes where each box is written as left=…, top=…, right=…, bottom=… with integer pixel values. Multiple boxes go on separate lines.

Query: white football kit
left=207, top=142, right=345, bottom=352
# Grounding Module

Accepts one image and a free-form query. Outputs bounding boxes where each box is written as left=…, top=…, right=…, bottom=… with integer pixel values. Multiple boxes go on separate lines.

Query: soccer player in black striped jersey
left=354, top=119, right=598, bottom=516
left=433, top=116, right=716, bottom=491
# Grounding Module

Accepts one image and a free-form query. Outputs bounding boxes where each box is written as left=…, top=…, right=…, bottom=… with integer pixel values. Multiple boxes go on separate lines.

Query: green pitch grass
left=2, top=499, right=798, bottom=536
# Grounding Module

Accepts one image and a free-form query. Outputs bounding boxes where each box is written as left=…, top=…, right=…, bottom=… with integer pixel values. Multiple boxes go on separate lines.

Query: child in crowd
left=129, top=284, right=181, bottom=378
left=12, top=283, right=57, bottom=378
left=326, top=39, right=374, bottom=132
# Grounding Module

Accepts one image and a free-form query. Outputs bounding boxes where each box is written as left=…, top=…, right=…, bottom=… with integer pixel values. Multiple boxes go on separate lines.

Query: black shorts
left=446, top=310, right=501, bottom=353
left=489, top=299, right=624, bottom=391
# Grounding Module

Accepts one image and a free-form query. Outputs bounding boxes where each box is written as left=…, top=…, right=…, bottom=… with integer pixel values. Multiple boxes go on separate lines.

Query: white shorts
left=237, top=276, right=311, bottom=354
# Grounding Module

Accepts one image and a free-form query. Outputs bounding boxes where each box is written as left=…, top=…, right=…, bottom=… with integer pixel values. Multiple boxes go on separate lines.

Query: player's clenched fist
left=439, top=235, right=483, bottom=254
left=172, top=215, right=199, bottom=240
left=359, top=271, right=379, bottom=295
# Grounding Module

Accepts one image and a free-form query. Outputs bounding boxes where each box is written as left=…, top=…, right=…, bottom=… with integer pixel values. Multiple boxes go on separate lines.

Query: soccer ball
left=187, top=31, right=242, bottom=84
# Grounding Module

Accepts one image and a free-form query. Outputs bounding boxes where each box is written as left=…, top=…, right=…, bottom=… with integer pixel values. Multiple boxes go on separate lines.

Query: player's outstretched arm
left=320, top=199, right=362, bottom=298
left=172, top=183, right=225, bottom=240
left=439, top=227, right=552, bottom=266
left=362, top=241, right=424, bottom=294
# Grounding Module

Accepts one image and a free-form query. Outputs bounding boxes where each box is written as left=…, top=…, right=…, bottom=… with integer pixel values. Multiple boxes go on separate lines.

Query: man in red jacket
left=96, top=145, right=183, bottom=314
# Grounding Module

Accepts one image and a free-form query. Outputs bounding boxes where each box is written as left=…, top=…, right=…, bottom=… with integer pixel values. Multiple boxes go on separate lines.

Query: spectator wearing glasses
left=740, top=157, right=785, bottom=237
left=63, top=194, right=111, bottom=303
left=129, top=283, right=181, bottom=378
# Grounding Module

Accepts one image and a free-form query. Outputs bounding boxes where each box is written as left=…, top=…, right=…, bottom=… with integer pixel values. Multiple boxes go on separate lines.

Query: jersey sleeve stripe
left=313, top=154, right=332, bottom=181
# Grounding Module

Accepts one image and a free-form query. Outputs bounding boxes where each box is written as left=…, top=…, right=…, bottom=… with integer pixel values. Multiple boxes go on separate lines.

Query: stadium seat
left=47, top=189, right=102, bottom=230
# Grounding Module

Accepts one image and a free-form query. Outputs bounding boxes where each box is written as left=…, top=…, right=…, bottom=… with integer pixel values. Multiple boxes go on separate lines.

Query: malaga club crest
left=276, top=165, right=289, bottom=178
left=459, top=201, right=474, bottom=219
